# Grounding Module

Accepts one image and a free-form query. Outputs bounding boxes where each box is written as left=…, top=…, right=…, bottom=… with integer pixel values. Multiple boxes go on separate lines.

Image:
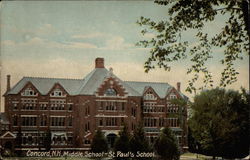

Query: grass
left=181, top=152, right=212, bottom=160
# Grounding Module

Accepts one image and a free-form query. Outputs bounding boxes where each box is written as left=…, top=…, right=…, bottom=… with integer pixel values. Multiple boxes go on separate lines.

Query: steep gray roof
left=125, top=81, right=173, bottom=98
left=78, top=68, right=141, bottom=96
left=7, top=77, right=84, bottom=95
left=5, top=68, right=187, bottom=99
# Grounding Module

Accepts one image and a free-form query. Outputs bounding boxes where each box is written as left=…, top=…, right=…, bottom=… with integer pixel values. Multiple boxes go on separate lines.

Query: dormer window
left=144, top=91, right=156, bottom=100
left=21, top=88, right=37, bottom=96
left=50, top=89, right=64, bottom=97
left=105, top=88, right=117, bottom=96
left=167, top=93, right=177, bottom=100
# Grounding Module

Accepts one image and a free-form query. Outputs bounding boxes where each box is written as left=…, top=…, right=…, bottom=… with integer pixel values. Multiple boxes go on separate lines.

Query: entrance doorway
left=106, top=133, right=117, bottom=148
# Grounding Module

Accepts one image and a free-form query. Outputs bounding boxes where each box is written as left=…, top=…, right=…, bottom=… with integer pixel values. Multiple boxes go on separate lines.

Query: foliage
left=114, top=125, right=131, bottom=160
left=44, top=129, right=51, bottom=151
left=187, top=127, right=200, bottom=154
left=90, top=129, right=108, bottom=153
left=189, top=88, right=249, bottom=158
left=154, top=127, right=180, bottom=160
left=137, top=0, right=249, bottom=93
left=129, top=123, right=151, bottom=159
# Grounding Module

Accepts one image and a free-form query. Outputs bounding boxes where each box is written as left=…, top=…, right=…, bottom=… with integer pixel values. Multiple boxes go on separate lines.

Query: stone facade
left=3, top=58, right=188, bottom=151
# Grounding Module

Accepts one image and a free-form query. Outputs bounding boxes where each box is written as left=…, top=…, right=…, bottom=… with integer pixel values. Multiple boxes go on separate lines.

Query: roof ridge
left=23, top=76, right=83, bottom=80
left=125, top=80, right=169, bottom=84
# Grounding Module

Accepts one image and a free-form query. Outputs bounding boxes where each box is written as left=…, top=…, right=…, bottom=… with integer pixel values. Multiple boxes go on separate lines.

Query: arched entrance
left=106, top=133, right=117, bottom=148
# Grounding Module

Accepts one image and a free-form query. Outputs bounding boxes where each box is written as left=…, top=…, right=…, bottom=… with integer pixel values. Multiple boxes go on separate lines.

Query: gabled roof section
left=166, top=87, right=188, bottom=100
left=125, top=81, right=172, bottom=98
left=47, top=82, right=69, bottom=96
left=6, top=77, right=84, bottom=95
left=0, top=131, right=16, bottom=139
left=17, top=81, right=41, bottom=95
left=125, top=81, right=188, bottom=99
left=143, top=86, right=161, bottom=99
left=78, top=68, right=141, bottom=96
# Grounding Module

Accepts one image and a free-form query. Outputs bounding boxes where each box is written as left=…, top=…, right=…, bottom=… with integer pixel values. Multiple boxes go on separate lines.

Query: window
left=13, top=103, right=18, bottom=110
left=121, top=102, right=125, bottom=111
left=50, top=100, right=65, bottom=110
left=40, top=116, right=47, bottom=126
left=167, top=118, right=179, bottom=127
left=106, top=118, right=117, bottom=126
left=21, top=88, right=38, bottom=96
left=144, top=91, right=156, bottom=100
left=159, top=118, right=165, bottom=127
left=39, top=104, right=47, bottom=110
left=167, top=104, right=179, bottom=113
left=13, top=115, right=18, bottom=126
left=21, top=116, right=37, bottom=126
left=167, top=93, right=177, bottom=100
left=99, top=119, right=103, bottom=126
left=85, top=121, right=90, bottom=132
left=85, top=106, right=90, bottom=115
left=50, top=117, right=65, bottom=126
left=68, top=104, right=73, bottom=111
left=50, top=88, right=65, bottom=97
left=105, top=88, right=117, bottom=96
left=68, top=116, right=73, bottom=126
left=121, top=117, right=124, bottom=124
left=144, top=118, right=157, bottom=127
left=131, top=107, right=136, bottom=117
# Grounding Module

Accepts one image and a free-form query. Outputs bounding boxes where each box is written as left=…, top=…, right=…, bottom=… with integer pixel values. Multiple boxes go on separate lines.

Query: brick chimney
left=177, top=82, right=181, bottom=92
left=7, top=75, right=11, bottom=92
left=95, top=58, right=104, bottom=68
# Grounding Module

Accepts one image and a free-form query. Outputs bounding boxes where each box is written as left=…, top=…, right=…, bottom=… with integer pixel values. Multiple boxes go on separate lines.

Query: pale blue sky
left=0, top=1, right=249, bottom=111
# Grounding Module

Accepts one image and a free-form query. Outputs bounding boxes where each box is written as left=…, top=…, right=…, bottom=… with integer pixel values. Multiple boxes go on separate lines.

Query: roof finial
left=108, top=67, right=113, bottom=77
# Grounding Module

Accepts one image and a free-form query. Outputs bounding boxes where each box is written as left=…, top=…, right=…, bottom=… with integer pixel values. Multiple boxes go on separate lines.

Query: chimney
left=95, top=58, right=104, bottom=68
left=7, top=75, right=11, bottom=92
left=177, top=82, right=181, bottom=92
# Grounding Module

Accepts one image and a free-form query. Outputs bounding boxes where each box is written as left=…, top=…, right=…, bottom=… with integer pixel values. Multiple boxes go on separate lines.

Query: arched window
left=105, top=88, right=117, bottom=96
left=50, top=88, right=64, bottom=97
left=21, top=88, right=37, bottom=96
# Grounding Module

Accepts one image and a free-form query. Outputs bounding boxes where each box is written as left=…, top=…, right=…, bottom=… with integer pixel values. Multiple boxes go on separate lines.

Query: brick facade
left=2, top=58, right=188, bottom=151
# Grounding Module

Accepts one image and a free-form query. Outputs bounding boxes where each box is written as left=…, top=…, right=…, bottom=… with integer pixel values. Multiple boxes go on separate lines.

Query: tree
left=90, top=129, right=108, bottom=153
left=189, top=88, right=249, bottom=159
left=113, top=125, right=131, bottom=160
left=137, top=0, right=249, bottom=93
left=44, top=129, right=51, bottom=151
left=129, top=123, right=151, bottom=160
left=154, top=127, right=180, bottom=160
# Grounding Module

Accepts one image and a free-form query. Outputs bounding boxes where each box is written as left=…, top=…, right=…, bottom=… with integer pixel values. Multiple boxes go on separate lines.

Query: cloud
left=11, top=23, right=59, bottom=37
left=2, top=37, right=97, bottom=49
left=101, top=36, right=134, bottom=50
left=71, top=32, right=106, bottom=39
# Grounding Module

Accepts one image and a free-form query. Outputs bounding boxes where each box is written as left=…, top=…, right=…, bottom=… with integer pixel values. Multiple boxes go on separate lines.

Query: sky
left=0, top=1, right=249, bottom=112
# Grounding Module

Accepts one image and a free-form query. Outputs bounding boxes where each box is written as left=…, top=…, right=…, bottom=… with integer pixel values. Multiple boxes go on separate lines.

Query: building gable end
left=18, top=81, right=41, bottom=96
left=143, top=86, right=160, bottom=100
left=96, top=77, right=127, bottom=97
left=47, top=83, right=69, bottom=97
left=0, top=131, right=16, bottom=139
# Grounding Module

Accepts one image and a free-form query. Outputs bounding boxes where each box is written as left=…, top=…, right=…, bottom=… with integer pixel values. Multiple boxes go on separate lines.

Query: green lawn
left=181, top=152, right=212, bottom=160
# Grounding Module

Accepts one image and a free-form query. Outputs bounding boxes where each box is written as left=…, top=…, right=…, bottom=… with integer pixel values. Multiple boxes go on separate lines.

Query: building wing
left=5, top=77, right=84, bottom=96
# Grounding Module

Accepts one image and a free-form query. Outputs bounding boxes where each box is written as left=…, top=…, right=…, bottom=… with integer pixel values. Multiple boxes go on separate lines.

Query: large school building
left=1, top=58, right=188, bottom=152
